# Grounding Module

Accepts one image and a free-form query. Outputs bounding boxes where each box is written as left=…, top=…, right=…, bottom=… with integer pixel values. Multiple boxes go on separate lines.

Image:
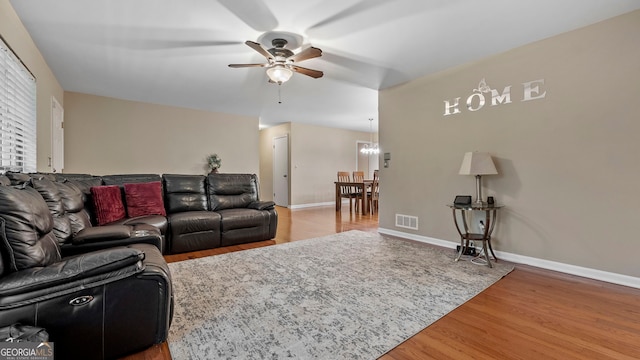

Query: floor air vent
left=395, top=214, right=418, bottom=230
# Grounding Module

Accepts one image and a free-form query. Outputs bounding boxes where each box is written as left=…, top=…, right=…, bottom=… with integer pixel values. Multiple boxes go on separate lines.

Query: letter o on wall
left=466, top=93, right=485, bottom=112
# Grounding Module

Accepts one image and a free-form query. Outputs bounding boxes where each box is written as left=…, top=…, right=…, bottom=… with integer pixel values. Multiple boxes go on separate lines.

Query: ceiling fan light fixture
left=266, top=65, right=293, bottom=84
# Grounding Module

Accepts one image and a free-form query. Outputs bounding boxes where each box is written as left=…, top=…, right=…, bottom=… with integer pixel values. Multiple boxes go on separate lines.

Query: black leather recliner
left=207, top=173, right=277, bottom=246
left=0, top=184, right=173, bottom=359
left=163, top=174, right=221, bottom=253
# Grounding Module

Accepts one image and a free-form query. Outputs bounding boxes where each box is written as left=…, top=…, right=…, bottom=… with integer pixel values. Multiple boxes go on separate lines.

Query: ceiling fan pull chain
left=278, top=84, right=283, bottom=104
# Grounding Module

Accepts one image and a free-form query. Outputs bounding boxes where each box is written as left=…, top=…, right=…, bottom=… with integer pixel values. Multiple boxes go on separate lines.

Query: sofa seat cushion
left=168, top=211, right=220, bottom=234
left=167, top=211, right=221, bottom=253
left=217, top=208, right=269, bottom=231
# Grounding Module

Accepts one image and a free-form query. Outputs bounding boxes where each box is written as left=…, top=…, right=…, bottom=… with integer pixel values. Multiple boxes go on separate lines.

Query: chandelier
left=360, top=118, right=379, bottom=154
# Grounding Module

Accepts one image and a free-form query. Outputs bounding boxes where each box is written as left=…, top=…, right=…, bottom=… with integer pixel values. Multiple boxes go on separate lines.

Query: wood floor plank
left=123, top=206, right=640, bottom=360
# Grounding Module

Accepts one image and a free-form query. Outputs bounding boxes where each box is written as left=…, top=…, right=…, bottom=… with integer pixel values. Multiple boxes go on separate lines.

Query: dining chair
left=369, top=170, right=379, bottom=213
left=337, top=171, right=360, bottom=212
left=352, top=171, right=364, bottom=183
left=352, top=171, right=365, bottom=212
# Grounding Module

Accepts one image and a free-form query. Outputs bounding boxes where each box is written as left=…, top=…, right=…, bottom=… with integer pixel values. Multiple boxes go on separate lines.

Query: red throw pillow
left=123, top=181, right=166, bottom=218
left=91, top=185, right=126, bottom=225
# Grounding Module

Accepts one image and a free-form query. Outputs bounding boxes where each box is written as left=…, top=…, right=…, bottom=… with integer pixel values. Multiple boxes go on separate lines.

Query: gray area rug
left=167, top=230, right=513, bottom=359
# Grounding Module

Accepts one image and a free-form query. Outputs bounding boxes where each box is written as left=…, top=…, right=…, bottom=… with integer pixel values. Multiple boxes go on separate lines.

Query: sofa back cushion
left=3, top=172, right=31, bottom=186
left=0, top=185, right=62, bottom=273
left=101, top=174, right=162, bottom=215
left=207, top=173, right=259, bottom=211
left=123, top=181, right=166, bottom=217
left=65, top=177, right=103, bottom=225
left=53, top=173, right=94, bottom=182
left=31, top=173, right=57, bottom=181
left=163, top=174, right=208, bottom=213
left=102, top=174, right=162, bottom=187
left=56, top=181, right=93, bottom=236
left=29, top=178, right=73, bottom=244
left=91, top=185, right=127, bottom=225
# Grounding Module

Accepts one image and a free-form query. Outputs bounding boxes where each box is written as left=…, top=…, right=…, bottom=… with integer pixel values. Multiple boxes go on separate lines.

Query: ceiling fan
left=229, top=38, right=323, bottom=84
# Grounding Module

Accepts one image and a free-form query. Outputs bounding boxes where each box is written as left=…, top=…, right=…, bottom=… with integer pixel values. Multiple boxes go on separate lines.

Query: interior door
left=273, top=135, right=289, bottom=206
left=51, top=96, right=64, bottom=173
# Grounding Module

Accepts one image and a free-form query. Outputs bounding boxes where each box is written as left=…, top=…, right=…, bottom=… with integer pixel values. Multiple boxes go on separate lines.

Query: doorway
left=273, top=135, right=289, bottom=206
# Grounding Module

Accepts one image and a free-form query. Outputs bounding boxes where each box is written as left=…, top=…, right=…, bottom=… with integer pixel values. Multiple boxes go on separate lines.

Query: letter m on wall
left=491, top=86, right=512, bottom=106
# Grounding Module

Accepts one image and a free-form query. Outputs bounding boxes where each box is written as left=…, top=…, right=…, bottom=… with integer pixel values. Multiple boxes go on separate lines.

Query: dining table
left=334, top=180, right=373, bottom=215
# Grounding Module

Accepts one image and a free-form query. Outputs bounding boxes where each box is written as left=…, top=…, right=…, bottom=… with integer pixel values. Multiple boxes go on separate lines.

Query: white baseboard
left=289, top=201, right=336, bottom=210
left=378, top=227, right=640, bottom=289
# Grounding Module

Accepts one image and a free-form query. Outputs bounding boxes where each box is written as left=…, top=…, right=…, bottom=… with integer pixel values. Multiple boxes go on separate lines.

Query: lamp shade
left=266, top=65, right=293, bottom=84
left=459, top=152, right=498, bottom=175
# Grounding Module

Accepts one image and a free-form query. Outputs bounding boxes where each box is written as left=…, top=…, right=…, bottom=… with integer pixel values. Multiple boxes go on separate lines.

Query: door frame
left=50, top=96, right=64, bottom=173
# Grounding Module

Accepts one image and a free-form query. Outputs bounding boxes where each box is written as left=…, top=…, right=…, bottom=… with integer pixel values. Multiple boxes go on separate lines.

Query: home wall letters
left=443, top=78, right=546, bottom=116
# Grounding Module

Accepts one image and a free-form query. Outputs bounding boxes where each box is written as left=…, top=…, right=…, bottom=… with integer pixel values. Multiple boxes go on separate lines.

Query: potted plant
left=206, top=153, right=222, bottom=174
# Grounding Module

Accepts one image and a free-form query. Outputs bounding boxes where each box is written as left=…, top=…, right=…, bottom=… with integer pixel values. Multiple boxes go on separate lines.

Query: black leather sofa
left=2, top=172, right=278, bottom=255
left=0, top=184, right=173, bottom=359
left=0, top=171, right=277, bottom=359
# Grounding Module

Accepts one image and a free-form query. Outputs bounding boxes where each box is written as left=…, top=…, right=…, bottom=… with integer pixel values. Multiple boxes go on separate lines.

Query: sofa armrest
left=247, top=200, right=275, bottom=210
left=73, top=225, right=132, bottom=244
left=0, top=247, right=143, bottom=296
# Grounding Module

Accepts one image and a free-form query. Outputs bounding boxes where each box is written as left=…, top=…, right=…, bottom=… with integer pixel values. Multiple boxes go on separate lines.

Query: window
left=0, top=36, right=36, bottom=173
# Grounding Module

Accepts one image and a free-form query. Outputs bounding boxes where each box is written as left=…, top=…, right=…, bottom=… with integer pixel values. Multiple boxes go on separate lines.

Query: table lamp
left=458, top=152, right=498, bottom=205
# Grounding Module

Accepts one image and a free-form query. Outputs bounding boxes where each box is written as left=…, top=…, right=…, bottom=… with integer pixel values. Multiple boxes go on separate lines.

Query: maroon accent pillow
left=123, top=181, right=166, bottom=218
left=90, top=185, right=126, bottom=225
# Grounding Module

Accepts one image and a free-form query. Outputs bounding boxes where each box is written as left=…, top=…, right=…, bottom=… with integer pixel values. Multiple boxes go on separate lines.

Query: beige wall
left=290, top=123, right=370, bottom=206
left=259, top=122, right=370, bottom=206
left=1, top=0, right=64, bottom=172
left=379, top=10, right=640, bottom=278
left=64, top=92, right=259, bottom=175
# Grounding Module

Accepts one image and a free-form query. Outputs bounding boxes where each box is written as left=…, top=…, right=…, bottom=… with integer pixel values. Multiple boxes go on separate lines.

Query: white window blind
left=0, top=36, right=37, bottom=173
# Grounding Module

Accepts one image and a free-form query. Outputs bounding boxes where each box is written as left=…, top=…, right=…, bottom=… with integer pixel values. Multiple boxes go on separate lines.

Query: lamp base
left=475, top=175, right=484, bottom=205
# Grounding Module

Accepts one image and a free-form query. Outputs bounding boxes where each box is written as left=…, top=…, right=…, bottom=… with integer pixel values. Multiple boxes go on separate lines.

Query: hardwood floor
left=124, top=206, right=640, bottom=360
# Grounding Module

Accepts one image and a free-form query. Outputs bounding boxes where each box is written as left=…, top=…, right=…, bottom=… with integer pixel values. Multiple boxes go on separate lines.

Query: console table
left=447, top=203, right=504, bottom=268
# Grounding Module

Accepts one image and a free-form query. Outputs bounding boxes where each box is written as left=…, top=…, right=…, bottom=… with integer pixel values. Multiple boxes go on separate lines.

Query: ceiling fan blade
left=288, top=46, right=323, bottom=63
left=218, top=0, right=278, bottom=32
left=228, top=63, right=269, bottom=68
left=245, top=41, right=274, bottom=60
left=290, top=65, right=324, bottom=79
left=305, top=0, right=389, bottom=38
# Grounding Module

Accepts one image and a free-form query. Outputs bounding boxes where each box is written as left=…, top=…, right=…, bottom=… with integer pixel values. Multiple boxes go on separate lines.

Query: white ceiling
left=10, top=0, right=640, bottom=132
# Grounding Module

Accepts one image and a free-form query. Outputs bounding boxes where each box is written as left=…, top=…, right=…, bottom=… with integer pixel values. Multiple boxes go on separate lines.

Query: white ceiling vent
left=395, top=214, right=418, bottom=230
